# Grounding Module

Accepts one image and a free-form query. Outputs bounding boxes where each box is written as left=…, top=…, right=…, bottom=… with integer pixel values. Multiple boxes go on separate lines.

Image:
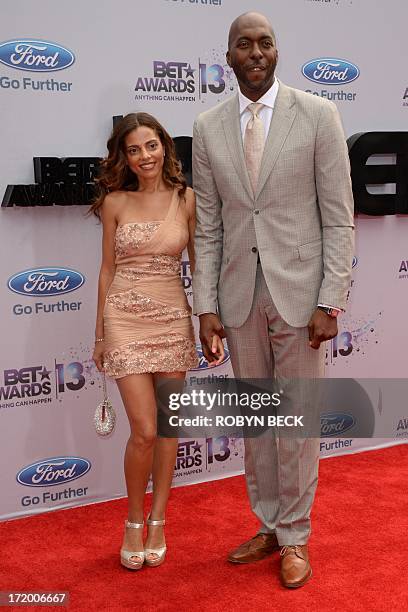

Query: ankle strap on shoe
left=147, top=517, right=165, bottom=526
left=125, top=520, right=144, bottom=529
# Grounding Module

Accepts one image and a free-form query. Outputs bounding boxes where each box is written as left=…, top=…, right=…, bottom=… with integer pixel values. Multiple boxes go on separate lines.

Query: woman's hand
left=92, top=341, right=105, bottom=372
left=208, top=334, right=225, bottom=367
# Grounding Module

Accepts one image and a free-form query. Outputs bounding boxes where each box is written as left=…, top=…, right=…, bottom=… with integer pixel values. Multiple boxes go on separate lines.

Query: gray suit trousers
left=224, top=264, right=325, bottom=545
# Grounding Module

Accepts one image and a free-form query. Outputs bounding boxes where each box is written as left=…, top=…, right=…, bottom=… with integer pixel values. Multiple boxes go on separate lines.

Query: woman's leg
left=116, top=372, right=157, bottom=561
left=145, top=371, right=185, bottom=558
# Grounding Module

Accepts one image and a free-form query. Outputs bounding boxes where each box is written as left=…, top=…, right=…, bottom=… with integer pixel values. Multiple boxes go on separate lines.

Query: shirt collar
left=238, top=78, right=280, bottom=115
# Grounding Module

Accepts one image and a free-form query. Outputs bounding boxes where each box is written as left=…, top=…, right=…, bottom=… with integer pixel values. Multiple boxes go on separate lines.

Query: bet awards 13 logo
left=135, top=59, right=226, bottom=100
left=0, top=361, right=86, bottom=409
left=175, top=437, right=231, bottom=473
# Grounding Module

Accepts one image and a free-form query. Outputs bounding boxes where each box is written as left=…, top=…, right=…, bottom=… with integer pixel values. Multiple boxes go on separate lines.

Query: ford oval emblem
left=320, top=412, right=355, bottom=437
left=8, top=267, right=85, bottom=297
left=17, top=457, right=91, bottom=487
left=302, top=58, right=360, bottom=85
left=189, top=345, right=231, bottom=371
left=0, top=39, right=75, bottom=72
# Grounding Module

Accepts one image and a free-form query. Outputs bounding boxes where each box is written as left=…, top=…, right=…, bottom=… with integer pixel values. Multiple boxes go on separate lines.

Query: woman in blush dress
left=90, top=112, right=224, bottom=570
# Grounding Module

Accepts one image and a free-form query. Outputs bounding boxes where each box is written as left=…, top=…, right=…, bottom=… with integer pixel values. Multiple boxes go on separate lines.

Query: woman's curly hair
left=89, top=112, right=186, bottom=217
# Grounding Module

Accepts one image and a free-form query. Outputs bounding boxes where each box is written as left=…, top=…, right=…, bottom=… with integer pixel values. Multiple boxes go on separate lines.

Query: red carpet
left=0, top=445, right=407, bottom=611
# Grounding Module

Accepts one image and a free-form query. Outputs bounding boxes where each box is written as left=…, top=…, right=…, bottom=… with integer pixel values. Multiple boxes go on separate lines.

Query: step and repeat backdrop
left=1, top=0, right=407, bottom=520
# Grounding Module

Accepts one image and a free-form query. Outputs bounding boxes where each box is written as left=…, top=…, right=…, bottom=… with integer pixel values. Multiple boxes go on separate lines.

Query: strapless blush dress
left=103, top=188, right=198, bottom=378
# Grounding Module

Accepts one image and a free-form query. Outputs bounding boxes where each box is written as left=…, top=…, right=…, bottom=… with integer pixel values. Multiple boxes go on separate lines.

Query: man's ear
left=226, top=51, right=231, bottom=67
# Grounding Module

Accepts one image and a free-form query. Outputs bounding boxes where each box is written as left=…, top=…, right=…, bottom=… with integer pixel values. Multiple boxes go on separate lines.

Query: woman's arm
left=93, top=195, right=118, bottom=371
left=185, top=187, right=196, bottom=274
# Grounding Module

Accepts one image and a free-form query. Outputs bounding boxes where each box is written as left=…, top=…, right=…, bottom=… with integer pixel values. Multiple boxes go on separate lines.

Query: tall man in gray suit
left=192, top=12, right=354, bottom=587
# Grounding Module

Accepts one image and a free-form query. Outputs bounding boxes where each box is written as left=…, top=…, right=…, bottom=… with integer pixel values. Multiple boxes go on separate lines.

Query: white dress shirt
left=238, top=78, right=280, bottom=143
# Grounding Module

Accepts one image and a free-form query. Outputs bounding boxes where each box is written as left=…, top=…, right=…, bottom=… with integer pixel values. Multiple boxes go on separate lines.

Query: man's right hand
left=199, top=313, right=226, bottom=365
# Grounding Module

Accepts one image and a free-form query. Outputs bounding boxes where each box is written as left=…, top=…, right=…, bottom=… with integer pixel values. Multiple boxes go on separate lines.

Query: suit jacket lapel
left=221, top=95, right=253, bottom=201
left=255, top=82, right=297, bottom=200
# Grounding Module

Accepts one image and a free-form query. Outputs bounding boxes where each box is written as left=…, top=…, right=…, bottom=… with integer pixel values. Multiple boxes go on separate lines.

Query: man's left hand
left=308, top=309, right=338, bottom=350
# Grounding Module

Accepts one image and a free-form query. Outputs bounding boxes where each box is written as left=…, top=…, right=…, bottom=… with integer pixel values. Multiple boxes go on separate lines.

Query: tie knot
left=247, top=102, right=263, bottom=117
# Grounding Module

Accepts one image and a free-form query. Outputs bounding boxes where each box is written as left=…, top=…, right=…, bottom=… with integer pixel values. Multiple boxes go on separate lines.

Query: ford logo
left=320, top=412, right=355, bottom=437
left=8, top=267, right=85, bottom=297
left=17, top=457, right=91, bottom=487
left=352, top=256, right=358, bottom=268
left=302, top=58, right=359, bottom=85
left=0, top=39, right=75, bottom=72
left=189, top=345, right=231, bottom=371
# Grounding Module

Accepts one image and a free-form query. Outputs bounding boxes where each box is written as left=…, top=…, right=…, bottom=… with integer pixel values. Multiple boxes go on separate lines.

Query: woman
left=90, top=113, right=224, bottom=570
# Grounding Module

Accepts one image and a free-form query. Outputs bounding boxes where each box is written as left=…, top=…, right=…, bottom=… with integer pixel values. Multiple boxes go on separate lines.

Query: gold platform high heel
left=120, top=520, right=145, bottom=570
left=144, top=516, right=167, bottom=567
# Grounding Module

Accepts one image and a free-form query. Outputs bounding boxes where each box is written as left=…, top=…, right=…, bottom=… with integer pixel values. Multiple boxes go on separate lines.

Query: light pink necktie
left=244, top=103, right=264, bottom=194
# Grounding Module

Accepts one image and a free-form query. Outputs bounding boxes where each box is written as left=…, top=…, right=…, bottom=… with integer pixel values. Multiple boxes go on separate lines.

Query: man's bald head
left=228, top=12, right=276, bottom=50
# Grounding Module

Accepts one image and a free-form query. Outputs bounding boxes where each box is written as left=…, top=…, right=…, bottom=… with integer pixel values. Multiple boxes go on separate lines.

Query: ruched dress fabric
left=103, top=189, right=198, bottom=378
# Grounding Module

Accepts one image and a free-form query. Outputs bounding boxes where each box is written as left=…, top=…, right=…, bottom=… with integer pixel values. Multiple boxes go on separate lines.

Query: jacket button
left=251, top=247, right=258, bottom=253
left=254, top=209, right=260, bottom=215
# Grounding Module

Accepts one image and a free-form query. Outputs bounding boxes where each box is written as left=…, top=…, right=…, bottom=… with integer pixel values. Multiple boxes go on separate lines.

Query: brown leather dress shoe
left=228, top=533, right=280, bottom=564
left=280, top=545, right=312, bottom=588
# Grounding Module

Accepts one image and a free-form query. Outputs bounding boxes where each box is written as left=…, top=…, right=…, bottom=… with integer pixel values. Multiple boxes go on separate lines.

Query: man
left=192, top=12, right=354, bottom=587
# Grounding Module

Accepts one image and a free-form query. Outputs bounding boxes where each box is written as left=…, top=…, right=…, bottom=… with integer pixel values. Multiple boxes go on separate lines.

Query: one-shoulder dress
left=103, top=189, right=198, bottom=378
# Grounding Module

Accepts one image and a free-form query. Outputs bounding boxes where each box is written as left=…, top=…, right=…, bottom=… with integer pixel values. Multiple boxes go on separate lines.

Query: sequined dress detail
left=103, top=189, right=198, bottom=378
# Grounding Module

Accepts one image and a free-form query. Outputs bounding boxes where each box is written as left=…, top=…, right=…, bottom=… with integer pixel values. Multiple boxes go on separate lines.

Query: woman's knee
left=129, top=428, right=157, bottom=449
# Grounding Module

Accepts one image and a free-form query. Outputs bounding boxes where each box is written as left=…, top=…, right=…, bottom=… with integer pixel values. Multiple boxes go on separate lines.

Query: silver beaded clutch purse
left=94, top=373, right=116, bottom=436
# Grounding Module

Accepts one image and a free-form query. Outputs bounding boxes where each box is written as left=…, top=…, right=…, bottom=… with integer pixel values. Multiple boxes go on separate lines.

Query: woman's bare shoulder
left=101, top=191, right=131, bottom=220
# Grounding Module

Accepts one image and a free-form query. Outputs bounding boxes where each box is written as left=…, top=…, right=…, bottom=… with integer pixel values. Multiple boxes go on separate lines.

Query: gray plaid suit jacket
left=192, top=82, right=354, bottom=328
